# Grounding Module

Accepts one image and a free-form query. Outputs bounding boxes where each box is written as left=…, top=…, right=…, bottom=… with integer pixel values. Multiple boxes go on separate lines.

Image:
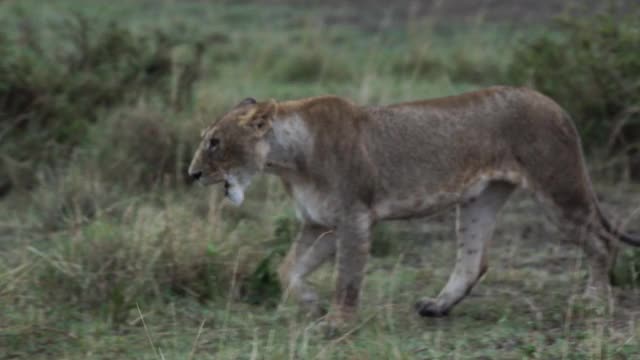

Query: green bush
left=82, top=105, right=197, bottom=190
left=506, top=10, right=640, bottom=157
left=0, top=14, right=204, bottom=191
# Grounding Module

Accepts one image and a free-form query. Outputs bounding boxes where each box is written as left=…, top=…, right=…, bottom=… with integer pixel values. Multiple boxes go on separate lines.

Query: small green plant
left=241, top=249, right=283, bottom=307
left=371, top=223, right=395, bottom=257
left=240, top=214, right=296, bottom=306
left=271, top=214, right=299, bottom=248
left=611, top=248, right=640, bottom=287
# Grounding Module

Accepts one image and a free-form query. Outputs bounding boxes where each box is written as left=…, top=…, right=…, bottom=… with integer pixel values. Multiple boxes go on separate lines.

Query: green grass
left=1, top=0, right=640, bottom=358
left=5, top=189, right=640, bottom=359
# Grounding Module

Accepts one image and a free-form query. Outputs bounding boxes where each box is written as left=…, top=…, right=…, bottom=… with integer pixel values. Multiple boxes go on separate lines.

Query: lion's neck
left=263, top=112, right=312, bottom=180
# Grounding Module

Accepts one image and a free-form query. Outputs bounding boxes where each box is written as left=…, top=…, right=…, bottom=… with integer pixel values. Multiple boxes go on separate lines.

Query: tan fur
left=189, top=86, right=627, bottom=323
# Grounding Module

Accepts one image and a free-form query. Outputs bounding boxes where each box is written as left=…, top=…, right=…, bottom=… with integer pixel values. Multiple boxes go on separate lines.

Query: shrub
left=506, top=9, right=640, bottom=177
left=22, top=105, right=199, bottom=231
left=0, top=14, right=204, bottom=191
left=82, top=105, right=197, bottom=190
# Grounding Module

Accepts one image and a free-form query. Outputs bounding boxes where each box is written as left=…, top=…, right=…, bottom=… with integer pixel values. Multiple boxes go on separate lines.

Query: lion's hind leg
left=537, top=192, right=616, bottom=300
left=566, top=218, right=615, bottom=300
left=416, top=181, right=515, bottom=317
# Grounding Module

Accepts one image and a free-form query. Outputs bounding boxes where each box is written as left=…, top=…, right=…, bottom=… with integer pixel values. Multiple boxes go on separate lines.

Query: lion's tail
left=597, top=205, right=640, bottom=247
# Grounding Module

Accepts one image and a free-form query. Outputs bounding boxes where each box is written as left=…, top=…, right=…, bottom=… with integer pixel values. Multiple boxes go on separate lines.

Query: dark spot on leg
left=466, top=249, right=478, bottom=255
left=515, top=154, right=524, bottom=164
left=341, top=284, right=360, bottom=308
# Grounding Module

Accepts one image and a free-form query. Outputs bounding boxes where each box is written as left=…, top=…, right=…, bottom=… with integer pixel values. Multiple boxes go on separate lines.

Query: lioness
left=188, top=86, right=640, bottom=325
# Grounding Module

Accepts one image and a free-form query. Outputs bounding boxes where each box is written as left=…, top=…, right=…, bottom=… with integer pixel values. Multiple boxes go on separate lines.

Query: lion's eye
left=208, top=138, right=220, bottom=150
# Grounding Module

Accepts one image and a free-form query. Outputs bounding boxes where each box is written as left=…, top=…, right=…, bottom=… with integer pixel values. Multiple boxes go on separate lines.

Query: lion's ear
left=236, top=97, right=257, bottom=108
left=248, top=99, right=276, bottom=135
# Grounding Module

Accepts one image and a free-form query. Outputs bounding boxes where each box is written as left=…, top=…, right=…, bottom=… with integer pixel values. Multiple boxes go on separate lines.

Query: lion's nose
left=189, top=170, right=202, bottom=180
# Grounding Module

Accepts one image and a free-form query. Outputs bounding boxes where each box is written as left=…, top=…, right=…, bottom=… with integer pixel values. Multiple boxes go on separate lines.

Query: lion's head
left=188, top=97, right=276, bottom=205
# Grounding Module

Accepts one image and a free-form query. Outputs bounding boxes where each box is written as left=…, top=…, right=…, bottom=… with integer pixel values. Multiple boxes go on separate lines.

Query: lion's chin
left=224, top=179, right=245, bottom=206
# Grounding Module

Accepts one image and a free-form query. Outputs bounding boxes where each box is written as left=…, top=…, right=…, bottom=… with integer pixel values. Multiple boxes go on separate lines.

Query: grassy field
left=1, top=0, right=640, bottom=358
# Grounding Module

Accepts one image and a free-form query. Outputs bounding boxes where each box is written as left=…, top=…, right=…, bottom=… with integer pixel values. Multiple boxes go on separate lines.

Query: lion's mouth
left=224, top=181, right=230, bottom=196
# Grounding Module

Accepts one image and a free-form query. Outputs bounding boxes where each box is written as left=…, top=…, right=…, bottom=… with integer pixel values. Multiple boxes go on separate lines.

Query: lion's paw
left=415, top=298, right=450, bottom=317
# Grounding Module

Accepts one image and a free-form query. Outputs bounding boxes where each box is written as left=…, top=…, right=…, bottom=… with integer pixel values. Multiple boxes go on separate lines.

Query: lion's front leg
left=279, top=224, right=336, bottom=316
left=329, top=212, right=372, bottom=327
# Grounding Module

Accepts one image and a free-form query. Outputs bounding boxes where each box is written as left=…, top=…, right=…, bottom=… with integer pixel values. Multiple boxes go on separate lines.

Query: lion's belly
left=373, top=190, right=461, bottom=221
left=373, top=170, right=527, bottom=221
left=289, top=170, right=527, bottom=224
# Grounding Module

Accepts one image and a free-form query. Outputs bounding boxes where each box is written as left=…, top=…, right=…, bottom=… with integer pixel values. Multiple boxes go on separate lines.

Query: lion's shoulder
left=279, top=95, right=356, bottom=113
left=277, top=95, right=363, bottom=128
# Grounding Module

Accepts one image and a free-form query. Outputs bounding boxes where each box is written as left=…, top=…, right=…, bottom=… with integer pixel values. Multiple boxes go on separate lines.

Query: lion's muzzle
left=189, top=170, right=203, bottom=181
